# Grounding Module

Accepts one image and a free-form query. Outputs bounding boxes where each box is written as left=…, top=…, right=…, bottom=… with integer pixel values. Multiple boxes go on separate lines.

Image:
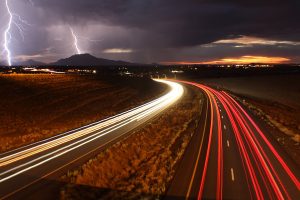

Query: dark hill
left=51, top=54, right=134, bottom=66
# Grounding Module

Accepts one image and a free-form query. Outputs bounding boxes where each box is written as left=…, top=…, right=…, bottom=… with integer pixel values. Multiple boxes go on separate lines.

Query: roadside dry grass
left=0, top=74, right=165, bottom=152
left=60, top=85, right=203, bottom=200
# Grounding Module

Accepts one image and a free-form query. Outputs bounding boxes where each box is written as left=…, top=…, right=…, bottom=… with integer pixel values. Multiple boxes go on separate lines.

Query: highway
left=0, top=79, right=184, bottom=199
left=167, top=80, right=300, bottom=200
left=1, top=79, right=299, bottom=200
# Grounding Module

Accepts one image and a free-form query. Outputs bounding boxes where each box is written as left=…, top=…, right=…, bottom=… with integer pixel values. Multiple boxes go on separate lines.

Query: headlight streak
left=0, top=113, right=140, bottom=182
left=0, top=79, right=183, bottom=183
left=0, top=80, right=180, bottom=165
left=0, top=85, right=174, bottom=157
left=0, top=92, right=181, bottom=181
left=0, top=85, right=180, bottom=177
left=0, top=116, right=137, bottom=183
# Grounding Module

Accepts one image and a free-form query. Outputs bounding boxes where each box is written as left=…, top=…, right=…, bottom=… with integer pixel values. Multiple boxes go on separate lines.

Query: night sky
left=0, top=0, right=299, bottom=64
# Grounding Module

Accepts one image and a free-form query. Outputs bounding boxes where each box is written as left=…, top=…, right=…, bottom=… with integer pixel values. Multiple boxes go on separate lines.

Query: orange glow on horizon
left=162, top=56, right=290, bottom=65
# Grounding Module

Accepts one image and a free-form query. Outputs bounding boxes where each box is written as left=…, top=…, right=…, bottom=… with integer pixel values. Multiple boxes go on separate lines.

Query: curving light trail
left=0, top=79, right=183, bottom=187
left=69, top=27, right=82, bottom=54
left=174, top=80, right=299, bottom=199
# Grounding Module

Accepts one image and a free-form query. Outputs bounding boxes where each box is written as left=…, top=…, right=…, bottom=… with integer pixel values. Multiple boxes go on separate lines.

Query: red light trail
left=173, top=80, right=299, bottom=199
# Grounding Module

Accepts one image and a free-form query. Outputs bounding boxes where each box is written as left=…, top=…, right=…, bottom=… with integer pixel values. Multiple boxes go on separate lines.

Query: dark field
left=0, top=74, right=166, bottom=152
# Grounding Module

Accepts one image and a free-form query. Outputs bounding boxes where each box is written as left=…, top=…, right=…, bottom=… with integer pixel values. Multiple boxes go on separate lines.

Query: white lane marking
left=231, top=168, right=235, bottom=181
left=227, top=140, right=230, bottom=147
left=224, top=125, right=227, bottom=130
left=221, top=115, right=224, bottom=119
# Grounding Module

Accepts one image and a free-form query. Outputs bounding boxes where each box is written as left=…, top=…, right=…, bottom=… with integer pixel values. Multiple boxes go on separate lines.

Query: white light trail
left=3, top=0, right=31, bottom=66
left=69, top=27, right=82, bottom=54
left=0, top=80, right=183, bottom=183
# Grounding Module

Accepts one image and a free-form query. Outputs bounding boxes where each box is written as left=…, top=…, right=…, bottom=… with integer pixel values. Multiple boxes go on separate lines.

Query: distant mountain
left=51, top=53, right=135, bottom=66
left=15, top=59, right=46, bottom=66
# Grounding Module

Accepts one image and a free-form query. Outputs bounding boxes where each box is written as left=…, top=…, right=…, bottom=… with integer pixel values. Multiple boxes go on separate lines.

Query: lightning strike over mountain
left=3, top=0, right=31, bottom=66
left=70, top=27, right=82, bottom=54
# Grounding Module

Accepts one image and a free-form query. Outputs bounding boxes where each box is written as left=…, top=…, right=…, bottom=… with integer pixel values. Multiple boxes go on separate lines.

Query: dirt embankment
left=0, top=74, right=166, bottom=153
left=60, top=85, right=203, bottom=200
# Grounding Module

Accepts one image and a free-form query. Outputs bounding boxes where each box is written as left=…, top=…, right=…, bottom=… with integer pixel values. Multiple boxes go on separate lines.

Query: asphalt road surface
left=0, top=79, right=184, bottom=199
left=166, top=80, right=300, bottom=200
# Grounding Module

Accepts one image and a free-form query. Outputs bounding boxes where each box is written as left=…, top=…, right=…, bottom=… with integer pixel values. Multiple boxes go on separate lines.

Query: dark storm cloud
left=34, top=0, right=300, bottom=48
left=1, top=0, right=299, bottom=64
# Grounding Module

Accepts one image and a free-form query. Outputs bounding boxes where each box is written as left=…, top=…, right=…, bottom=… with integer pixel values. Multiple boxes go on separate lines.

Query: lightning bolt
left=69, top=27, right=82, bottom=54
left=3, top=0, right=13, bottom=66
left=3, top=0, right=31, bottom=66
